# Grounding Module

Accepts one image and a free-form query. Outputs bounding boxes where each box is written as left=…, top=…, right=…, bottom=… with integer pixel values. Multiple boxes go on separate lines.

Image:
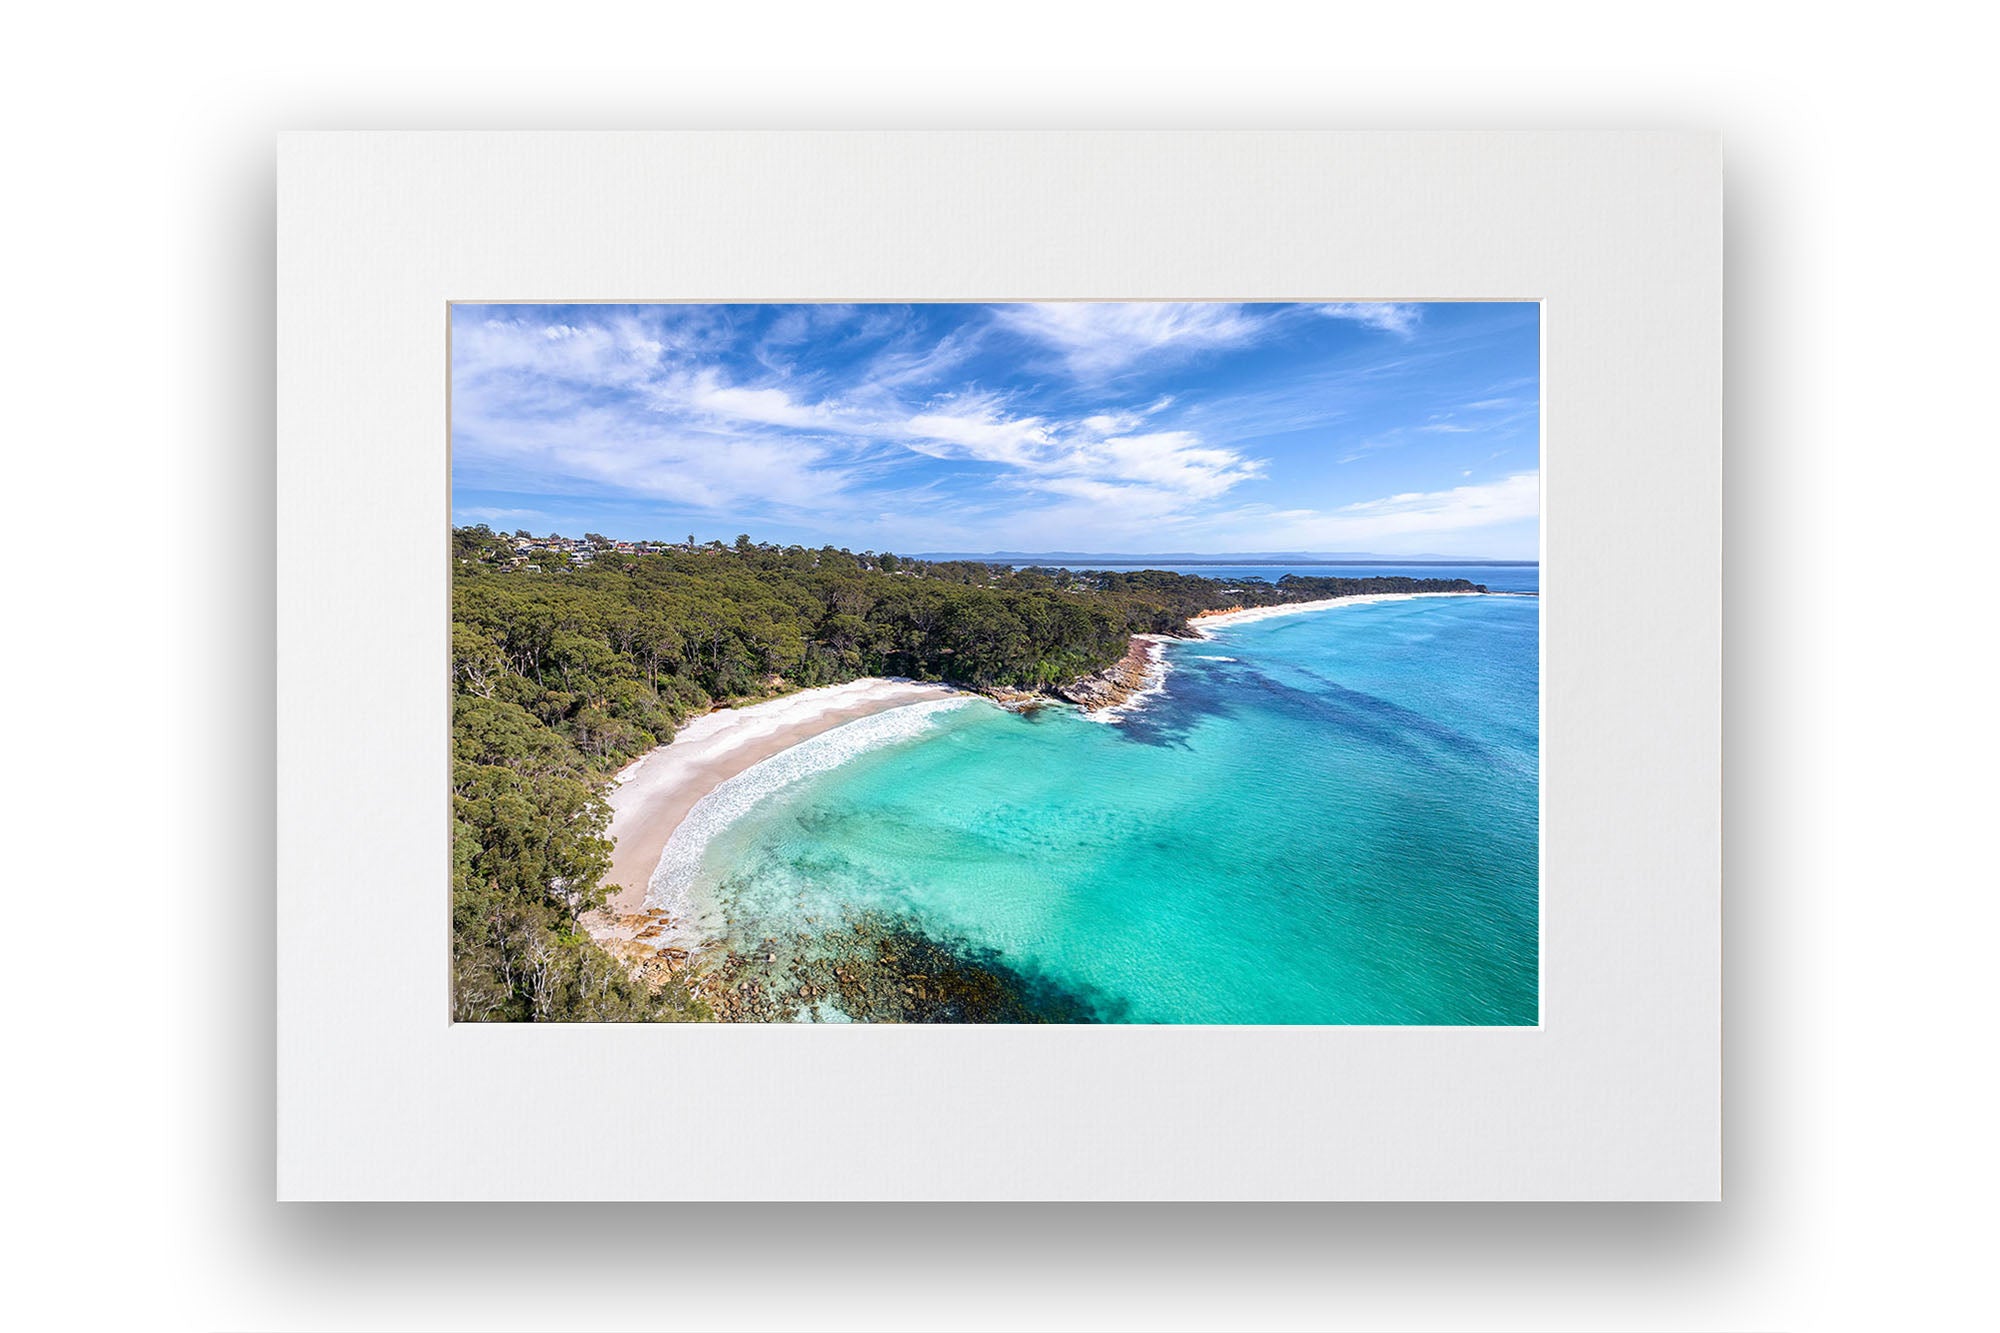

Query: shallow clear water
left=677, top=594, right=1539, bottom=1024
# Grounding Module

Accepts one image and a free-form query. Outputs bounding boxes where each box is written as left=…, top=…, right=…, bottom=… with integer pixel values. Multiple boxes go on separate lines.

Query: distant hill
left=912, top=550, right=1537, bottom=566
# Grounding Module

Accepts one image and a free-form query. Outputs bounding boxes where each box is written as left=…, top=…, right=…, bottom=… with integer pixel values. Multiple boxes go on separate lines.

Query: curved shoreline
left=1190, top=590, right=1483, bottom=636
left=604, top=596, right=1482, bottom=918
left=594, top=679, right=964, bottom=924
left=588, top=595, right=1486, bottom=963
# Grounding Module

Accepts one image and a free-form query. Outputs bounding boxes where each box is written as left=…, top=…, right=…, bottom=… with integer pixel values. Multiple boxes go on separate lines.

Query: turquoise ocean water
left=669, top=574, right=1539, bottom=1024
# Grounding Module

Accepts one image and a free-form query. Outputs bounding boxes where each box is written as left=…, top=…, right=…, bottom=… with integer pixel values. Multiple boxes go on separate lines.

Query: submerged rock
left=687, top=908, right=1119, bottom=1024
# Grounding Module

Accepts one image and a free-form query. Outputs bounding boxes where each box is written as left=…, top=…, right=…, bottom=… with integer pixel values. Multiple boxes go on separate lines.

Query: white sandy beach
left=598, top=679, right=962, bottom=915
left=1190, top=591, right=1481, bottom=637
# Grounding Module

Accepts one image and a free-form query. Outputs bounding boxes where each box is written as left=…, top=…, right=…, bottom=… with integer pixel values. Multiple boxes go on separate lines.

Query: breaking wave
left=647, top=697, right=980, bottom=931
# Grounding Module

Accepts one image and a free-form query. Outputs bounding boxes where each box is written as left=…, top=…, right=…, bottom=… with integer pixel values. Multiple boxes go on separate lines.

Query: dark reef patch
left=692, top=909, right=1123, bottom=1023
left=1227, top=667, right=1492, bottom=772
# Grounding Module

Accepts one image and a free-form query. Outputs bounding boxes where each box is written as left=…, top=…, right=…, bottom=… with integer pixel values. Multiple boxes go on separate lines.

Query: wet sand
left=599, top=679, right=962, bottom=914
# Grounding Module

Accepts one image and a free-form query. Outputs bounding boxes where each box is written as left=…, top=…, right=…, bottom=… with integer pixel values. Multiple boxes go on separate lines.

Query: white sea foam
left=664, top=678, right=947, bottom=763
left=1082, top=635, right=1173, bottom=724
left=646, top=697, right=980, bottom=940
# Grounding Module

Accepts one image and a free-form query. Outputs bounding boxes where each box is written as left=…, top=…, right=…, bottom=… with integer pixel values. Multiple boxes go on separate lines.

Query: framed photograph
left=449, top=296, right=1541, bottom=1028
left=278, top=131, right=1720, bottom=1199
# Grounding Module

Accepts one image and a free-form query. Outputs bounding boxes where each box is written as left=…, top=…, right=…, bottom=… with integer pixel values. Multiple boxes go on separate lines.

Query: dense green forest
left=448, top=525, right=1483, bottom=1021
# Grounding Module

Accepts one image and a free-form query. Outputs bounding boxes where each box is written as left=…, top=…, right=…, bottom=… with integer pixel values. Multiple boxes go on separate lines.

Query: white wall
left=6, top=3, right=1990, bottom=1329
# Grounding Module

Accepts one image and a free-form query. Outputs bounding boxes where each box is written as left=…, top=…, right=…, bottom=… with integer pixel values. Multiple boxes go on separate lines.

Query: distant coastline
left=1191, top=590, right=1483, bottom=635
left=912, top=551, right=1539, bottom=567
left=1067, top=559, right=1537, bottom=568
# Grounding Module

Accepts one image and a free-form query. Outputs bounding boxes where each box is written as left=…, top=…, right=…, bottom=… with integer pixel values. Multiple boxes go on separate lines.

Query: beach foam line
left=659, top=678, right=950, bottom=763
left=598, top=677, right=965, bottom=920
left=1190, top=591, right=1480, bottom=637
left=647, top=696, right=981, bottom=941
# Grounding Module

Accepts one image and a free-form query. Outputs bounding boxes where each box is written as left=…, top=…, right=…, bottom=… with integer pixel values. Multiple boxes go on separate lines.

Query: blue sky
left=451, top=301, right=1539, bottom=557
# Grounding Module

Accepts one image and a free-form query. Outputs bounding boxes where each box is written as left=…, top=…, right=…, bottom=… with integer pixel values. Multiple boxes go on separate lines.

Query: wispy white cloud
left=1075, top=429, right=1264, bottom=500
left=943, top=470, right=1537, bottom=556
left=1248, top=472, right=1541, bottom=547
left=1419, top=414, right=1475, bottom=433
left=453, top=309, right=734, bottom=391
left=899, top=396, right=1263, bottom=505
left=1314, top=302, right=1422, bottom=338
left=903, top=393, right=1056, bottom=467
left=858, top=326, right=985, bottom=395
left=451, top=301, right=1537, bottom=555
left=454, top=398, right=854, bottom=514
left=993, top=302, right=1265, bottom=377
left=455, top=309, right=1273, bottom=534
left=658, top=368, right=845, bottom=431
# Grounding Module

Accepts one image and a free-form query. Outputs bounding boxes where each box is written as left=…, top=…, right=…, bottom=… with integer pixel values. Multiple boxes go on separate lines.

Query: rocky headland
left=980, top=631, right=1182, bottom=716
left=1049, top=634, right=1171, bottom=712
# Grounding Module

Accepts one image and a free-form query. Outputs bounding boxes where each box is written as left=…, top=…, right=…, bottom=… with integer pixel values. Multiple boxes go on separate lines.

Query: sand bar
left=1190, top=591, right=1481, bottom=637
left=600, top=678, right=962, bottom=914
